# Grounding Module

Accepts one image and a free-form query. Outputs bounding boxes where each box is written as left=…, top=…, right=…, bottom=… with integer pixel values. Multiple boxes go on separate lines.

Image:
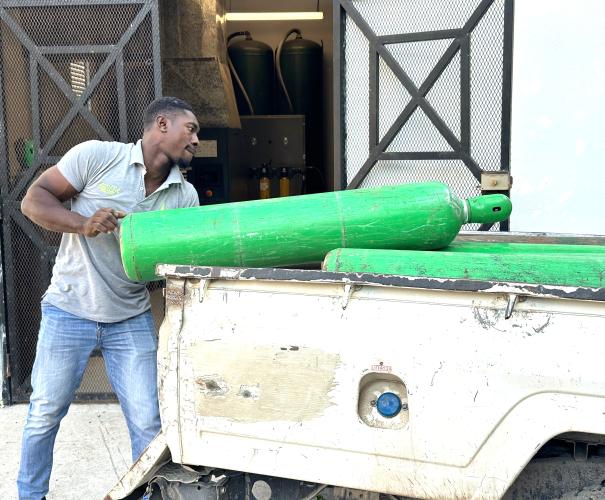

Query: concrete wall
left=159, top=0, right=240, bottom=128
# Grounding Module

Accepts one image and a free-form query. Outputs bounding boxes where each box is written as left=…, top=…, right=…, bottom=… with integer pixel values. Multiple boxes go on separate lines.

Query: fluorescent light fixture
left=226, top=11, right=324, bottom=21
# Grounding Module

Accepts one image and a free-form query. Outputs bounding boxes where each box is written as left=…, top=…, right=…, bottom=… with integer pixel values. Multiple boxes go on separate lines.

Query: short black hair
left=143, top=96, right=195, bottom=130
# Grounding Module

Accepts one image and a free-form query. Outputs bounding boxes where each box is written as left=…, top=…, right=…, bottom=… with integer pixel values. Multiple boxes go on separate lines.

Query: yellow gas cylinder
left=279, top=167, right=290, bottom=197
left=259, top=166, right=270, bottom=199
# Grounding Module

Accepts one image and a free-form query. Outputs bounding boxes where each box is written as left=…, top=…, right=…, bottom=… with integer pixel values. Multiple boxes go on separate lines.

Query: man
left=17, top=96, right=200, bottom=500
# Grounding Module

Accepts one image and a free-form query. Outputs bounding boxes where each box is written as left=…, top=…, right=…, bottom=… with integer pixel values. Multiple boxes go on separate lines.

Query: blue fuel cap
left=376, top=392, right=402, bottom=418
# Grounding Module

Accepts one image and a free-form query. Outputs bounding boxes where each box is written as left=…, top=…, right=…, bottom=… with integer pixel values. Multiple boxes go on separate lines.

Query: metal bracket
left=197, top=279, right=211, bottom=303
left=331, top=487, right=379, bottom=500
left=341, top=283, right=354, bottom=310
left=573, top=441, right=589, bottom=462
left=504, top=293, right=518, bottom=319
left=481, top=171, right=512, bottom=191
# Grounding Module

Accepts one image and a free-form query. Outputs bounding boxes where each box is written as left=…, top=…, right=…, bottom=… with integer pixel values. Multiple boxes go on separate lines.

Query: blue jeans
left=17, top=303, right=161, bottom=500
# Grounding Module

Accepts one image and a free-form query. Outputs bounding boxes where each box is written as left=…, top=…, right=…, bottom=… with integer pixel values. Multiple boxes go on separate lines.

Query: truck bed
left=109, top=232, right=605, bottom=499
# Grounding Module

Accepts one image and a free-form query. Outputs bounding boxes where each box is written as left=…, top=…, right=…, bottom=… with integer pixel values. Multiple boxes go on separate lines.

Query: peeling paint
left=196, top=375, right=228, bottom=396
left=156, top=264, right=605, bottom=303
left=472, top=306, right=556, bottom=338
left=431, top=361, right=444, bottom=386
left=238, top=384, right=261, bottom=400
left=473, top=308, right=501, bottom=331
left=532, top=316, right=551, bottom=335
left=188, top=343, right=340, bottom=422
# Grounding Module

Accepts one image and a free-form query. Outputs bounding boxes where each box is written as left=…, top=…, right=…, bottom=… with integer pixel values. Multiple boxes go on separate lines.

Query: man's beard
left=177, top=157, right=192, bottom=168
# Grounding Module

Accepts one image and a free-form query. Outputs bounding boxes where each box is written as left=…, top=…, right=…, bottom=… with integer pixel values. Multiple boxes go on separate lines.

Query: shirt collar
left=130, top=139, right=184, bottom=187
left=130, top=139, right=145, bottom=167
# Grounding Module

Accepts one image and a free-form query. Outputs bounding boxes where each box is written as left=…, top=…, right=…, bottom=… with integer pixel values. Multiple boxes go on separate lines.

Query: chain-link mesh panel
left=7, top=5, right=141, bottom=46
left=342, top=0, right=510, bottom=200
left=0, top=1, right=160, bottom=402
left=38, top=61, right=90, bottom=156
left=124, top=12, right=157, bottom=142
left=425, top=51, right=461, bottom=141
left=52, top=114, right=108, bottom=158
left=42, top=53, right=119, bottom=153
left=12, top=164, right=54, bottom=206
left=360, top=160, right=479, bottom=196
left=3, top=214, right=58, bottom=393
left=378, top=57, right=413, bottom=141
left=387, top=39, right=454, bottom=89
left=0, top=19, right=34, bottom=191
left=470, top=0, right=505, bottom=171
left=387, top=108, right=454, bottom=152
left=359, top=160, right=482, bottom=230
left=344, top=15, right=370, bottom=184
left=350, top=0, right=484, bottom=36
left=90, top=66, right=122, bottom=142
left=75, top=353, right=114, bottom=399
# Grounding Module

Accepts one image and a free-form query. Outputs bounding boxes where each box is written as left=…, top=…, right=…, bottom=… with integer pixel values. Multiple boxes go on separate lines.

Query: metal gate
left=0, top=0, right=161, bottom=404
left=334, top=0, right=513, bottom=230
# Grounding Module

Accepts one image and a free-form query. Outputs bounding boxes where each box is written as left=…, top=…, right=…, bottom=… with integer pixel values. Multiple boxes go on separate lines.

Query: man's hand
left=80, top=208, right=127, bottom=237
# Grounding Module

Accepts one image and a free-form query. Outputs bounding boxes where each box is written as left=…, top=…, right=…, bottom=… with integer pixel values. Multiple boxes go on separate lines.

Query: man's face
left=163, top=110, right=200, bottom=167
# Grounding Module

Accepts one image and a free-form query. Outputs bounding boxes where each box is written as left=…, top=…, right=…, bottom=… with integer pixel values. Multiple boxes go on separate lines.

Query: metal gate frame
left=0, top=0, right=162, bottom=405
left=333, top=0, right=514, bottom=231
left=0, top=228, right=8, bottom=406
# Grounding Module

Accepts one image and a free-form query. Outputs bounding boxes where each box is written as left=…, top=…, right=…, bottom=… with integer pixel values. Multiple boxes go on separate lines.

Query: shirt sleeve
left=55, top=140, right=105, bottom=192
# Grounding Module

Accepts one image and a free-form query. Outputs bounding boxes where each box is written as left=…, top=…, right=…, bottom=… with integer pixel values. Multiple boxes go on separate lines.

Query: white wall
left=510, top=0, right=605, bottom=234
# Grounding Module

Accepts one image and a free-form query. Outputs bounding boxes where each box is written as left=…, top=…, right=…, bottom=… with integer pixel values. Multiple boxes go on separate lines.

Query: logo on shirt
left=98, top=182, right=121, bottom=196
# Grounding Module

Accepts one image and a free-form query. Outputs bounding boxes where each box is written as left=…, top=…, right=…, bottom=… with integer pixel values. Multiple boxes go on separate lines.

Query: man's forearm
left=21, top=186, right=86, bottom=234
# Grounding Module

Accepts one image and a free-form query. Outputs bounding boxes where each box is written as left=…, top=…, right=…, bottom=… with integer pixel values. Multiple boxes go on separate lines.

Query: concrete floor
left=0, top=403, right=131, bottom=500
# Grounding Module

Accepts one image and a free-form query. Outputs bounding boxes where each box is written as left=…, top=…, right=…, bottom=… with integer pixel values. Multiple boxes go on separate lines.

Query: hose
left=227, top=31, right=255, bottom=115
left=276, top=28, right=301, bottom=114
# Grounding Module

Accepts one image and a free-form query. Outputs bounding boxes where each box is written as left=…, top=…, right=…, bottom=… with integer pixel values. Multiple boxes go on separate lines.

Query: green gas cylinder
left=322, top=246, right=605, bottom=289
left=445, top=241, right=605, bottom=255
left=120, top=182, right=511, bottom=281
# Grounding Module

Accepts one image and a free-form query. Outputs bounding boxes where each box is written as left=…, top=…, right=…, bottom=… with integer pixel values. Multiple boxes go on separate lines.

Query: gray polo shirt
left=43, top=139, right=199, bottom=323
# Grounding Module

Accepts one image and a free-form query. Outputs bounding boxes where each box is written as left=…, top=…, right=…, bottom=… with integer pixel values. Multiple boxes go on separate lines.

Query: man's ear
left=156, top=114, right=169, bottom=133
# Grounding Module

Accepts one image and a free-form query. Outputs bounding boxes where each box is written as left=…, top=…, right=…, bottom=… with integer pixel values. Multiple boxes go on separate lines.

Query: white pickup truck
left=107, top=232, right=605, bottom=500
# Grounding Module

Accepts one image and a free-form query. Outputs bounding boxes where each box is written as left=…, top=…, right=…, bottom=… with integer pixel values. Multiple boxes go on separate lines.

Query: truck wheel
left=559, top=483, right=605, bottom=499
left=503, top=456, right=605, bottom=499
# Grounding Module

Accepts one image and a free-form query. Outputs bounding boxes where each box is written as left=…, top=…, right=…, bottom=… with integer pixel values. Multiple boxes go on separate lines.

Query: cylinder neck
left=466, top=194, right=512, bottom=224
left=461, top=199, right=470, bottom=224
